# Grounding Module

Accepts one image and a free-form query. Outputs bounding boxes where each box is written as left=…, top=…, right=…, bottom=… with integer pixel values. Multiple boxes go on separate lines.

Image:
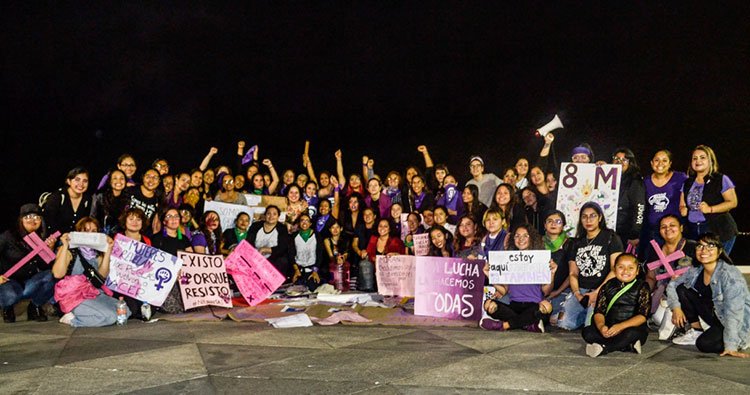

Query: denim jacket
left=666, top=260, right=750, bottom=351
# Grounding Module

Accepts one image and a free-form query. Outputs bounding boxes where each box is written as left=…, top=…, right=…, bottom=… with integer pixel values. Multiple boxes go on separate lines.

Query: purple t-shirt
left=644, top=171, right=688, bottom=227
left=508, top=284, right=543, bottom=303
left=684, top=175, right=735, bottom=223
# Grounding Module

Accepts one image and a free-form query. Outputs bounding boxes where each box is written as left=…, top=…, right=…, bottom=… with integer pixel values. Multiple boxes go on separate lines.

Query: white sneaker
left=59, top=312, right=75, bottom=326
left=672, top=328, right=702, bottom=345
left=586, top=343, right=604, bottom=358
left=658, top=310, right=675, bottom=340
left=633, top=340, right=642, bottom=354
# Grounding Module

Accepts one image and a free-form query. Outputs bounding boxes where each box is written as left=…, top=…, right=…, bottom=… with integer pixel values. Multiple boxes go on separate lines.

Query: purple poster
left=414, top=257, right=485, bottom=320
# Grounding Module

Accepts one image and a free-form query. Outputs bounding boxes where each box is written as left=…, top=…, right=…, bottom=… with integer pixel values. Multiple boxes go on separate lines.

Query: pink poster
left=413, top=233, right=430, bottom=256
left=375, top=255, right=416, bottom=297
left=177, top=252, right=233, bottom=309
left=414, top=257, right=485, bottom=320
left=224, top=240, right=286, bottom=306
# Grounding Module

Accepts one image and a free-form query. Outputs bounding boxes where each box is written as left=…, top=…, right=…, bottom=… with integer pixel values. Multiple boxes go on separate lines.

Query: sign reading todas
left=204, top=201, right=253, bottom=232
left=106, top=234, right=183, bottom=307
left=224, top=240, right=285, bottom=306
left=414, top=257, right=485, bottom=320
left=177, top=251, right=233, bottom=309
left=555, top=162, right=621, bottom=236
left=487, top=250, right=551, bottom=284
left=375, top=255, right=416, bottom=297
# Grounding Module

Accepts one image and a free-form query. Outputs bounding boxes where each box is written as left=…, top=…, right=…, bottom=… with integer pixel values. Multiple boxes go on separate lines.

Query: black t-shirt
left=694, top=269, right=713, bottom=303
left=125, top=186, right=160, bottom=222
left=550, top=240, right=571, bottom=290
left=150, top=232, right=192, bottom=255
left=571, top=229, right=624, bottom=289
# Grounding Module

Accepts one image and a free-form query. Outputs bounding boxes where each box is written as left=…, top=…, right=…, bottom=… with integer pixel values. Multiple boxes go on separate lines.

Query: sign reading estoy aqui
left=224, top=240, right=285, bottom=306
left=177, top=251, right=233, bottom=309
left=106, top=234, right=183, bottom=307
left=487, top=250, right=551, bottom=284
left=414, top=257, right=485, bottom=320
left=555, top=162, right=621, bottom=236
left=375, top=255, right=416, bottom=297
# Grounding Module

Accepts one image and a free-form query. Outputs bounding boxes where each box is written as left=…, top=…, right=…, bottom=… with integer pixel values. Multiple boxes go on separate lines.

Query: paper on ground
left=265, top=313, right=313, bottom=328
left=316, top=293, right=372, bottom=304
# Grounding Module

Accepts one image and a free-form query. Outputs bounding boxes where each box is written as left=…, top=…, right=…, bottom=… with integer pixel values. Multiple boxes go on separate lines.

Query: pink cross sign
left=2, top=231, right=61, bottom=278
left=645, top=239, right=689, bottom=281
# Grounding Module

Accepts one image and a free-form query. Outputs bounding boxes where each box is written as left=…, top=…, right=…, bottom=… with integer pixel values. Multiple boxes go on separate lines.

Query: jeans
left=549, top=289, right=570, bottom=317
left=685, top=222, right=735, bottom=256
left=558, top=288, right=594, bottom=330
left=71, top=291, right=131, bottom=327
left=0, top=270, right=56, bottom=308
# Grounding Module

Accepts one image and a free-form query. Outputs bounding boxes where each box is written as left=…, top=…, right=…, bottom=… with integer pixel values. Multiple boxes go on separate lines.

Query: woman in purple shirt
left=642, top=150, right=688, bottom=246
left=480, top=224, right=556, bottom=332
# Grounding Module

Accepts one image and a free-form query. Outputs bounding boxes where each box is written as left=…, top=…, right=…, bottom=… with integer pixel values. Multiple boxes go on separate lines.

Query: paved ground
left=1, top=314, right=749, bottom=395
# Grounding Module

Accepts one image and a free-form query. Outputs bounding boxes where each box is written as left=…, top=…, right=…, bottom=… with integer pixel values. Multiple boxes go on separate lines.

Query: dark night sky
left=1, top=3, right=748, bottom=254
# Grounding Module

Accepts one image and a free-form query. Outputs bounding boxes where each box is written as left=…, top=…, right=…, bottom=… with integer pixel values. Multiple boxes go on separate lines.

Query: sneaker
left=658, top=319, right=676, bottom=341
left=633, top=340, right=642, bottom=354
left=586, top=343, right=604, bottom=358
left=672, top=328, right=702, bottom=345
left=59, top=312, right=75, bottom=326
left=524, top=320, right=545, bottom=333
left=480, top=317, right=505, bottom=331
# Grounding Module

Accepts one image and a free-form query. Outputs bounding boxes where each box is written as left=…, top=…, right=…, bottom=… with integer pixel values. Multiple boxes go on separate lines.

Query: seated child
left=582, top=253, right=651, bottom=357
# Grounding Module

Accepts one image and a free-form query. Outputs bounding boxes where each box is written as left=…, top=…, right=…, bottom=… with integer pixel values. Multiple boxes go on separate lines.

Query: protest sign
left=375, top=255, right=416, bottom=296
left=414, top=257, right=485, bottom=320
left=2, top=231, right=59, bottom=278
left=204, top=201, right=252, bottom=231
left=106, top=234, right=183, bottom=306
left=487, top=250, right=551, bottom=284
left=482, top=285, right=497, bottom=319
left=243, top=194, right=263, bottom=206
left=224, top=240, right=286, bottom=306
left=556, top=162, right=621, bottom=236
left=69, top=232, right=109, bottom=252
left=413, top=233, right=430, bottom=256
left=400, top=213, right=409, bottom=240
left=177, top=251, right=233, bottom=309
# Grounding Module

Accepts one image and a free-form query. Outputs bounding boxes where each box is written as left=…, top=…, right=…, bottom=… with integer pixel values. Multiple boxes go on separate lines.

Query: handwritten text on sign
left=413, top=233, right=430, bottom=256
left=224, top=240, right=285, bottom=306
left=555, top=162, right=621, bottom=236
left=106, top=234, right=183, bottom=307
left=375, top=255, right=416, bottom=297
left=414, top=257, right=485, bottom=320
left=204, top=201, right=253, bottom=232
left=177, top=252, right=233, bottom=309
left=488, top=250, right=551, bottom=284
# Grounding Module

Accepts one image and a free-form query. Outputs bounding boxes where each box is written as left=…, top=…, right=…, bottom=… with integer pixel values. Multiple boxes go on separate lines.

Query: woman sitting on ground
left=427, top=225, right=454, bottom=257
left=221, top=212, right=251, bottom=254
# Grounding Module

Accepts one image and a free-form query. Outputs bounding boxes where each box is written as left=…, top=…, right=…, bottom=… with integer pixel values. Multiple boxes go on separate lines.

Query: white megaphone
left=536, top=114, right=563, bottom=137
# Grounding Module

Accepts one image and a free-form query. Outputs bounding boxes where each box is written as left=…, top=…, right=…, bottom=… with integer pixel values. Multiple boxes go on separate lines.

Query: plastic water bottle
left=116, top=297, right=128, bottom=326
left=140, top=303, right=151, bottom=322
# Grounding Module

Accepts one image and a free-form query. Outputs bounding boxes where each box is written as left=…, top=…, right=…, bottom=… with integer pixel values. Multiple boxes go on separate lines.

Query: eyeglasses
left=224, top=179, right=234, bottom=184
left=545, top=218, right=563, bottom=225
left=165, top=214, right=180, bottom=219
left=120, top=163, right=136, bottom=168
left=514, top=234, right=529, bottom=240
left=696, top=243, right=718, bottom=251
left=469, top=164, right=482, bottom=169
left=155, top=163, right=169, bottom=169
left=144, top=175, right=159, bottom=180
left=581, top=213, right=599, bottom=220
left=23, top=214, right=41, bottom=220
left=612, top=156, right=630, bottom=164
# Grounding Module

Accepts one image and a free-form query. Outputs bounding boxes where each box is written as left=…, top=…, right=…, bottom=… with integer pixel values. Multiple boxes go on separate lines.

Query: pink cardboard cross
left=645, top=239, right=689, bottom=281
left=2, top=231, right=60, bottom=278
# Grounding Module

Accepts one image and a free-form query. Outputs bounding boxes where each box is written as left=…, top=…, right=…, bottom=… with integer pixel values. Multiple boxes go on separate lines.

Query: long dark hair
left=453, top=214, right=483, bottom=251
left=427, top=225, right=454, bottom=257
left=575, top=201, right=608, bottom=238
left=508, top=224, right=544, bottom=250
left=489, top=183, right=518, bottom=221
left=198, top=210, right=222, bottom=254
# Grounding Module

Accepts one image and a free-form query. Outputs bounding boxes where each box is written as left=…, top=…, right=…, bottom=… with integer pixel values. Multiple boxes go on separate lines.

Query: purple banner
left=414, top=257, right=485, bottom=321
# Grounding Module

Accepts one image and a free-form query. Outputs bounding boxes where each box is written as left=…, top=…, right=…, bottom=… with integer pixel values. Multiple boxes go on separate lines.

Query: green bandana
left=543, top=234, right=567, bottom=252
left=299, top=228, right=313, bottom=242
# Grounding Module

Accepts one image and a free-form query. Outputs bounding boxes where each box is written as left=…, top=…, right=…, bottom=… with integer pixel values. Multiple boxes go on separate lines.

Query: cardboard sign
left=555, top=162, right=621, bottom=236
left=177, top=251, right=233, bottom=309
left=400, top=213, right=409, bottom=241
left=413, top=233, right=430, bottom=256
left=69, top=232, right=109, bottom=252
left=487, top=250, right=551, bottom=284
left=224, top=240, right=286, bottom=306
left=375, top=255, right=416, bottom=297
left=106, top=234, right=183, bottom=307
left=243, top=194, right=263, bottom=206
left=204, top=201, right=252, bottom=231
left=414, top=257, right=485, bottom=320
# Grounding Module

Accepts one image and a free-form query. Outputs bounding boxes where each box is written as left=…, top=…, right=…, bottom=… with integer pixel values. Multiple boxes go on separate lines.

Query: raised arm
left=331, top=176, right=341, bottom=219
left=52, top=233, right=73, bottom=279
left=303, top=154, right=318, bottom=184
left=335, top=150, right=345, bottom=187
left=199, top=147, right=219, bottom=171
left=417, top=145, right=434, bottom=168
left=263, top=159, right=280, bottom=195
left=235, top=141, right=245, bottom=175
left=97, top=236, right=114, bottom=278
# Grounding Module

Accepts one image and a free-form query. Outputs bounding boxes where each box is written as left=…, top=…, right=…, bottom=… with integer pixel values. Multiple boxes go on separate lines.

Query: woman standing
left=679, top=145, right=738, bottom=254
left=462, top=185, right=488, bottom=223
left=453, top=215, right=484, bottom=259
left=0, top=204, right=58, bottom=322
left=489, top=183, right=526, bottom=232
left=91, top=169, right=129, bottom=236
left=43, top=167, right=93, bottom=235
left=667, top=233, right=750, bottom=357
left=214, top=174, right=248, bottom=205
left=611, top=148, right=645, bottom=251
left=479, top=209, right=509, bottom=259
left=642, top=150, right=688, bottom=245
left=406, top=175, right=434, bottom=213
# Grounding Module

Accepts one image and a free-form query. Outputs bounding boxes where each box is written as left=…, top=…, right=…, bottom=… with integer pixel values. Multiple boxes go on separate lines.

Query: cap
left=20, top=203, right=41, bottom=217
left=469, top=156, right=484, bottom=166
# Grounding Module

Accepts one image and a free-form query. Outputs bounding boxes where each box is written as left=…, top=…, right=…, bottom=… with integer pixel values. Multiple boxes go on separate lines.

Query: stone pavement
left=1, top=317, right=749, bottom=394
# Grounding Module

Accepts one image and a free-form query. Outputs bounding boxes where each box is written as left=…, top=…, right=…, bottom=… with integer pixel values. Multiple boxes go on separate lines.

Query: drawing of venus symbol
left=154, top=268, right=173, bottom=290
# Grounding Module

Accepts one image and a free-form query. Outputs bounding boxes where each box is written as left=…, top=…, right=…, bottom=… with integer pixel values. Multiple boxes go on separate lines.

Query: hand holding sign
left=2, top=231, right=60, bottom=279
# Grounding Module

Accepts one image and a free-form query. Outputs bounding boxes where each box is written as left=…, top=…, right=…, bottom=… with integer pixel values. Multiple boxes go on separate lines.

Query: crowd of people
left=0, top=132, right=747, bottom=358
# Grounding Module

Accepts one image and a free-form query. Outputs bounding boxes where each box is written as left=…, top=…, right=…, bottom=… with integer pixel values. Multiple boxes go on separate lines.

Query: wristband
left=334, top=186, right=341, bottom=192
left=312, top=266, right=319, bottom=273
